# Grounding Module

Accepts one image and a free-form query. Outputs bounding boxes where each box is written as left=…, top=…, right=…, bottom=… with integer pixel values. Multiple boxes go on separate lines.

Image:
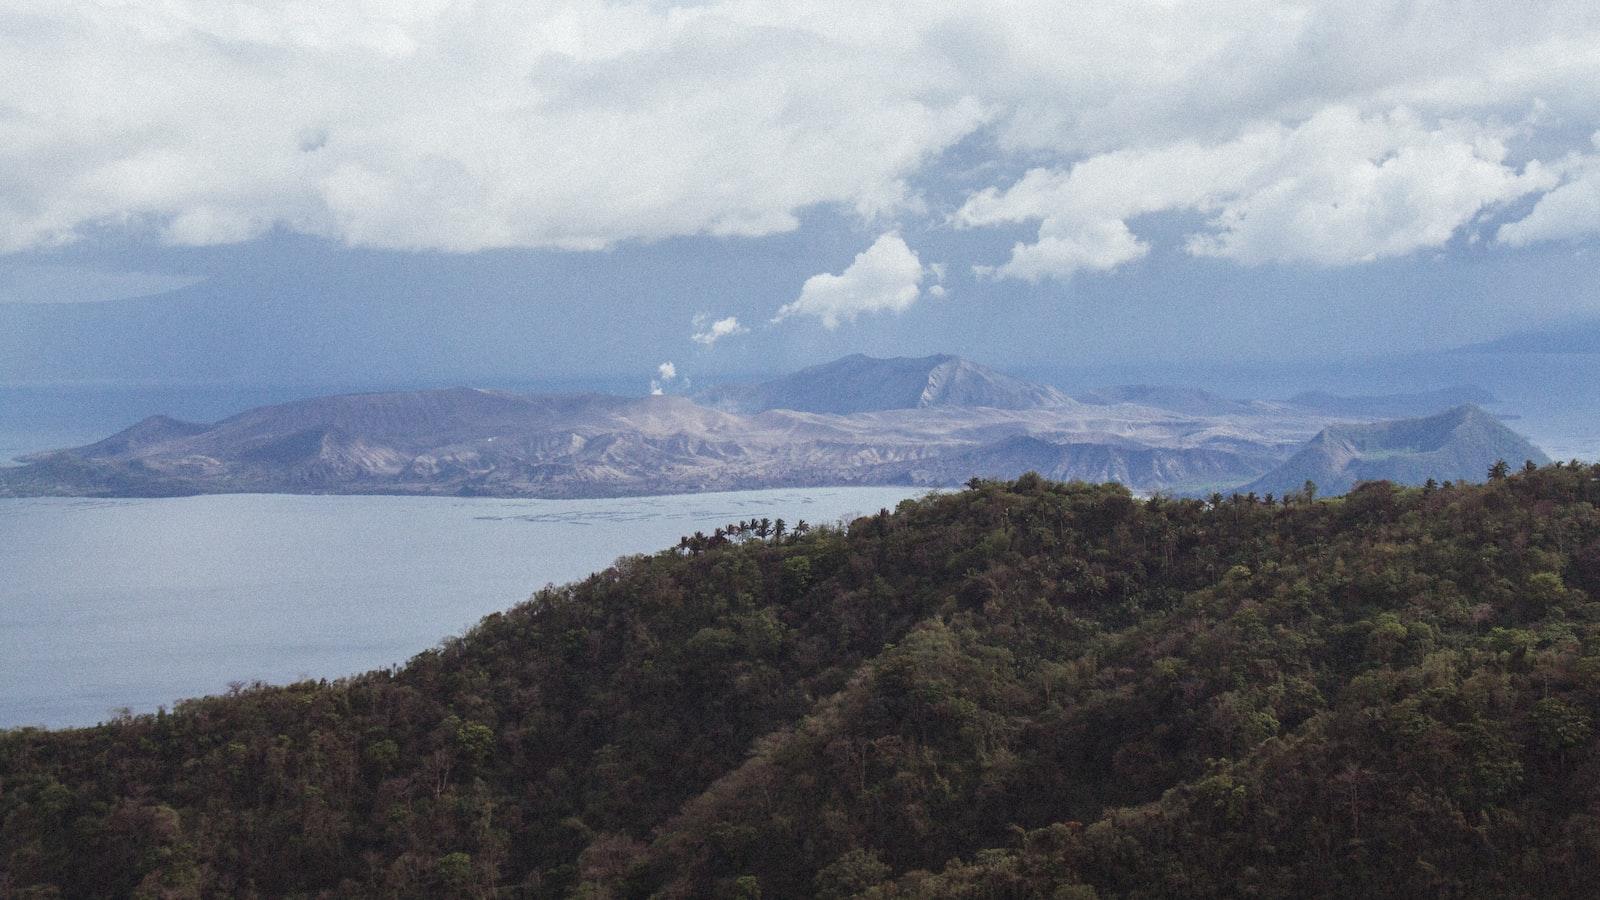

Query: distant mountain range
left=1456, top=318, right=1600, bottom=354
left=1285, top=385, right=1496, bottom=419
left=0, top=355, right=1545, bottom=499
left=1074, top=385, right=1268, bottom=417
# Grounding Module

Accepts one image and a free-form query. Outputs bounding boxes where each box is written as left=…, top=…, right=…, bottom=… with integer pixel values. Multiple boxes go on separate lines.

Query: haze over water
left=0, top=487, right=924, bottom=728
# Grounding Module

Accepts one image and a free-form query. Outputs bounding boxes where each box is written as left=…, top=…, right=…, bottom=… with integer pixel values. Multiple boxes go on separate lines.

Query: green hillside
left=8, top=467, right=1600, bottom=897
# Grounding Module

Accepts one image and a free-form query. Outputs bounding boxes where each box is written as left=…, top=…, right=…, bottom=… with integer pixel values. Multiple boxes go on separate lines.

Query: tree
left=814, top=849, right=891, bottom=899
left=1489, top=459, right=1510, bottom=480
left=18, top=473, right=1600, bottom=897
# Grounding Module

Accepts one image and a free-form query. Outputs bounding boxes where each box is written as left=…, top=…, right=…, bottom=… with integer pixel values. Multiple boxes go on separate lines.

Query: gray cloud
left=0, top=1, right=1597, bottom=267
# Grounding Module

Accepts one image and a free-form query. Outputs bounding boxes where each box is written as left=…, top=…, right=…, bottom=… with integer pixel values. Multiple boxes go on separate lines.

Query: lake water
left=0, top=488, right=925, bottom=729
left=6, top=360, right=1598, bottom=729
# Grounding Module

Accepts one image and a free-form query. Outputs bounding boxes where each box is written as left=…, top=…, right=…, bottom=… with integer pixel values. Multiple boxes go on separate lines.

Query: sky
left=3, top=1, right=1600, bottom=391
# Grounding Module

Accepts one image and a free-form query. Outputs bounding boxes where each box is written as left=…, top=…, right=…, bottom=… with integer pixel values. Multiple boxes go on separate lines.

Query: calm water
left=0, top=488, right=925, bottom=728
left=5, top=359, right=1597, bottom=728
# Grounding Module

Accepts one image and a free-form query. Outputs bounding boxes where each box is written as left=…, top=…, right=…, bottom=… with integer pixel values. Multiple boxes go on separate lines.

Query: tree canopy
left=9, top=466, right=1600, bottom=897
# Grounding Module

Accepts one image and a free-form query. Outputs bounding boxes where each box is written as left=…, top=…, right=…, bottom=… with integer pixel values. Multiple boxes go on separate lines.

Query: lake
left=0, top=487, right=926, bottom=729
left=7, top=358, right=1598, bottom=729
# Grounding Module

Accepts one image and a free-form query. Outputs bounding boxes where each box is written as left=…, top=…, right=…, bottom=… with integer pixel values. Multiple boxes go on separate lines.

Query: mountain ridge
left=0, top=356, right=1547, bottom=499
left=9, top=470, right=1600, bottom=896
left=694, top=353, right=1072, bottom=414
left=1244, top=404, right=1549, bottom=496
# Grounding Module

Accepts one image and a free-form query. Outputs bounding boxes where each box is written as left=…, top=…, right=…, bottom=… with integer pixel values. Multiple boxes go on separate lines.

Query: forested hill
left=10, top=466, right=1600, bottom=897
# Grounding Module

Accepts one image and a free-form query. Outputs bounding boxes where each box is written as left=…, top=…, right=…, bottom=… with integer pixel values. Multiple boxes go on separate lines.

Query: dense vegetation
left=8, top=464, right=1600, bottom=897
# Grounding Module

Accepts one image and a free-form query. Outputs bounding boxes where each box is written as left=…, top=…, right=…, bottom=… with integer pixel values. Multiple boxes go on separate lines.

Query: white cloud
left=978, top=219, right=1148, bottom=282
left=774, top=233, right=926, bottom=329
left=962, top=107, right=1557, bottom=279
left=0, top=1, right=983, bottom=254
left=1187, top=112, right=1555, bottom=265
left=0, top=264, right=202, bottom=304
left=1, top=1, right=1599, bottom=259
left=1498, top=137, right=1600, bottom=246
left=650, top=360, right=677, bottom=395
left=690, top=314, right=747, bottom=346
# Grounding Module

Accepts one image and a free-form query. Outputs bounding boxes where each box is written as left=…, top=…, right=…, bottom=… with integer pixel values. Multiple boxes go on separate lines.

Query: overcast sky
left=3, top=1, right=1599, bottom=388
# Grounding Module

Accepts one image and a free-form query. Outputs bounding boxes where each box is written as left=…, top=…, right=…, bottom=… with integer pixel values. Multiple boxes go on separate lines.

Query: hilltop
left=8, top=469, right=1600, bottom=896
left=1245, top=405, right=1549, bottom=496
left=693, top=353, right=1071, bottom=414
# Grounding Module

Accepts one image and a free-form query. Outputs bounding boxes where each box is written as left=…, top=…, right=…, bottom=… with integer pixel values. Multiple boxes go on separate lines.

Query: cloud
left=0, top=2, right=982, bottom=254
left=0, top=264, right=201, bottom=304
left=976, top=220, right=1148, bottom=282
left=650, top=360, right=677, bottom=395
left=1, top=2, right=1598, bottom=259
left=963, top=107, right=1557, bottom=279
left=774, top=233, right=926, bottom=329
left=1498, top=137, right=1600, bottom=246
left=690, top=314, right=747, bottom=346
